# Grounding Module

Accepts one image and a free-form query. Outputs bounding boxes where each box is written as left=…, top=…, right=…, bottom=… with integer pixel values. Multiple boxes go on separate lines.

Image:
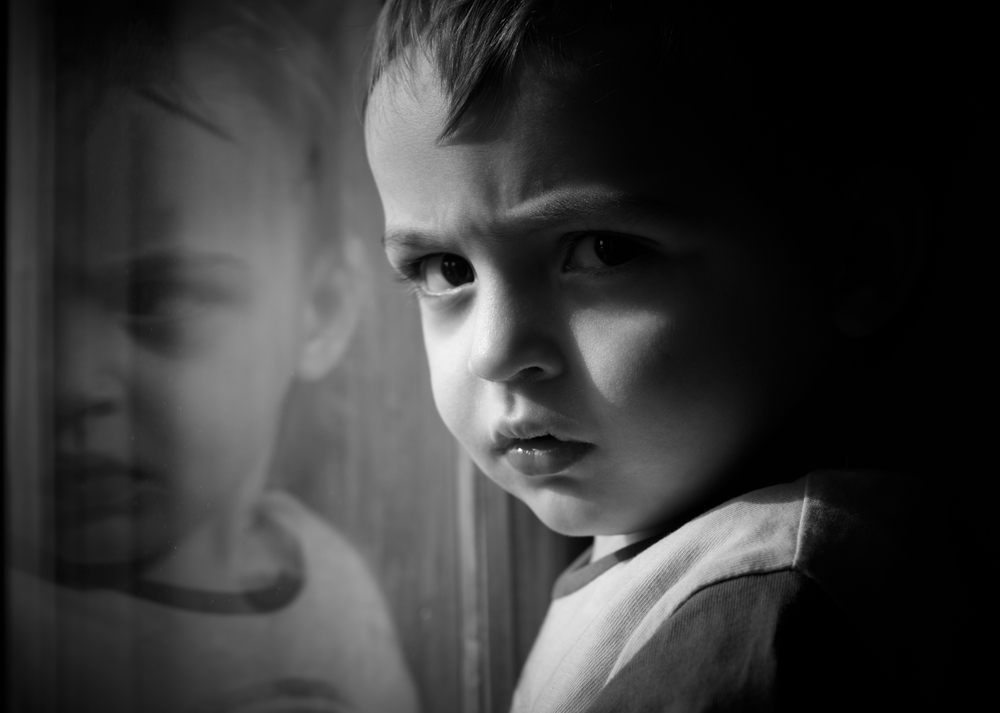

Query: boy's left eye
left=421, top=254, right=475, bottom=294
left=564, top=233, right=640, bottom=270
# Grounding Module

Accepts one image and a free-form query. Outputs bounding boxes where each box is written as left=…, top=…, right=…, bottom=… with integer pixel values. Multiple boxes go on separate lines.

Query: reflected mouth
left=51, top=454, right=152, bottom=520
left=494, top=434, right=594, bottom=476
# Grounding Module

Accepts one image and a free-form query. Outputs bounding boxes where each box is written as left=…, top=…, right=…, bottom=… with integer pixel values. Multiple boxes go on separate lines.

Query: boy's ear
left=296, top=238, right=363, bottom=382
left=831, top=165, right=930, bottom=339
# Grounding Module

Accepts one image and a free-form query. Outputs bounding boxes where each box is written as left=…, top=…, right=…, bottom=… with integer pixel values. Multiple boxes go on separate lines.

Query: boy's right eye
left=421, top=254, right=475, bottom=294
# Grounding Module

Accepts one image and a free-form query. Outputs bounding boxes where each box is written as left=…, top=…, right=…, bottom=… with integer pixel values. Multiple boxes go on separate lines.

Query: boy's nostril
left=512, top=365, right=548, bottom=383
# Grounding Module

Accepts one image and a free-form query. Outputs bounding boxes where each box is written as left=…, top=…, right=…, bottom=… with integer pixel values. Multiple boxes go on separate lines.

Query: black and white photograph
left=5, top=1, right=987, bottom=711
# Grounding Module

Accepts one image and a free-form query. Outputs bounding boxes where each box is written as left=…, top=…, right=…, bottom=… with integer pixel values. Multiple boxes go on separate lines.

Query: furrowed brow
left=508, top=189, right=690, bottom=231
left=380, top=189, right=692, bottom=251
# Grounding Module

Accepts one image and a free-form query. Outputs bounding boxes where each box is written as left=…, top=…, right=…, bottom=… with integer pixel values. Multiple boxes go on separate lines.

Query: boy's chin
left=522, top=491, right=623, bottom=539
left=522, top=486, right=685, bottom=542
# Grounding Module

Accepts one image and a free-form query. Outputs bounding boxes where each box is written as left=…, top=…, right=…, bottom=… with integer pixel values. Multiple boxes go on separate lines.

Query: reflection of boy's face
left=52, top=74, right=317, bottom=564
left=367, top=58, right=838, bottom=539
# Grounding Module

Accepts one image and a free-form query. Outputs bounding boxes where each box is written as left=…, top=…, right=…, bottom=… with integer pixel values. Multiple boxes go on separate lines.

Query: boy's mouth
left=494, top=434, right=594, bottom=477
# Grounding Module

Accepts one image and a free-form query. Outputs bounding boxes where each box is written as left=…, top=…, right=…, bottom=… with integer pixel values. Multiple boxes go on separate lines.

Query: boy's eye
left=565, top=233, right=639, bottom=270
left=422, top=254, right=475, bottom=293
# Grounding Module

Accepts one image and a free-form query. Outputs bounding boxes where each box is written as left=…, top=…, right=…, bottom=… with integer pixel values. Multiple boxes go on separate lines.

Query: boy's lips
left=492, top=427, right=594, bottom=476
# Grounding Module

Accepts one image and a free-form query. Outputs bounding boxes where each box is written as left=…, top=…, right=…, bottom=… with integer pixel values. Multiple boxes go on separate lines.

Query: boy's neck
left=591, top=530, right=663, bottom=562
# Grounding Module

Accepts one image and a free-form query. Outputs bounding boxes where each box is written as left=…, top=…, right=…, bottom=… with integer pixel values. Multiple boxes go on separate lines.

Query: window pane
left=5, top=3, right=582, bottom=713
left=6, top=2, right=444, bottom=711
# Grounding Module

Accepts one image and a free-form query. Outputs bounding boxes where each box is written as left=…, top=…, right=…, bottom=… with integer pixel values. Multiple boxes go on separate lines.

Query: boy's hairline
left=368, top=39, right=595, bottom=146
left=365, top=0, right=549, bottom=142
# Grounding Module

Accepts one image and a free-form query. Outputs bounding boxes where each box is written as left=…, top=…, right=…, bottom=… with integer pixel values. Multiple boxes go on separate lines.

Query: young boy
left=364, top=1, right=945, bottom=710
left=8, top=2, right=418, bottom=712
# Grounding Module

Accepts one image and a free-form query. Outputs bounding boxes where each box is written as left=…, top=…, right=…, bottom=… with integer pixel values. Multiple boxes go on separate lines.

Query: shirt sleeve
left=584, top=569, right=890, bottom=713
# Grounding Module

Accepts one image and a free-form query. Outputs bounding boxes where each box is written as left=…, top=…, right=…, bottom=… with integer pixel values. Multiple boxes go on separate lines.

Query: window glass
left=5, top=3, right=581, bottom=713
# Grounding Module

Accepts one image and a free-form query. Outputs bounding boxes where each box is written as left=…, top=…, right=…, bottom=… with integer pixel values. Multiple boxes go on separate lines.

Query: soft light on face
left=50, top=65, right=317, bottom=564
left=366, top=57, right=836, bottom=538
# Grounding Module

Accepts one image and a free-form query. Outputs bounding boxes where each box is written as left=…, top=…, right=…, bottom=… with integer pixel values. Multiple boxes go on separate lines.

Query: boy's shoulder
left=515, top=470, right=931, bottom=712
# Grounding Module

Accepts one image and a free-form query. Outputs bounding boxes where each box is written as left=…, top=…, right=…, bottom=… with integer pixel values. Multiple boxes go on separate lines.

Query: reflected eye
left=422, top=254, right=474, bottom=293
left=124, top=278, right=231, bottom=352
left=565, top=233, right=639, bottom=270
left=128, top=280, right=206, bottom=322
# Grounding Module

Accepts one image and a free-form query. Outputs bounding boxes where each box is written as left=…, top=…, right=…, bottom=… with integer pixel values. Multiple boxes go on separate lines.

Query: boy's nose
left=54, top=300, right=129, bottom=431
left=467, top=281, right=565, bottom=384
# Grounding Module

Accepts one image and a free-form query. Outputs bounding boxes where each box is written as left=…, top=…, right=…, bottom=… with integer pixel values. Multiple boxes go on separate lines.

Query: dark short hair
left=366, top=0, right=940, bottom=224
left=368, top=0, right=733, bottom=139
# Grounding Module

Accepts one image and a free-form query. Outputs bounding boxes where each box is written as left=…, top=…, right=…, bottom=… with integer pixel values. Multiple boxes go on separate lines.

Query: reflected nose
left=54, top=299, right=128, bottom=432
left=467, top=280, right=565, bottom=384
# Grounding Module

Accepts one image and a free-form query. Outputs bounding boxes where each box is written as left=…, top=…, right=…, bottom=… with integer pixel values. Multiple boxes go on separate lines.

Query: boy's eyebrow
left=509, top=188, right=693, bottom=229
left=382, top=227, right=450, bottom=252
left=382, top=188, right=693, bottom=250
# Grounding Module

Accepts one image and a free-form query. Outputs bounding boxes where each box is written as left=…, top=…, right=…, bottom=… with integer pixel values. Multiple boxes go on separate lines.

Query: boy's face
left=367, top=59, right=838, bottom=538
left=49, top=69, right=319, bottom=564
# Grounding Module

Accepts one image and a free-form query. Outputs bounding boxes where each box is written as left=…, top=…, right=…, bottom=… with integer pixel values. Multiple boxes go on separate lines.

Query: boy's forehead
left=367, top=54, right=741, bottom=236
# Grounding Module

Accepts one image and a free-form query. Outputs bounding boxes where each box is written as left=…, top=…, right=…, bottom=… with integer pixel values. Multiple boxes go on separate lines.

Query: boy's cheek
left=422, top=313, right=468, bottom=406
left=426, top=344, right=472, bottom=437
left=571, top=307, right=673, bottom=408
